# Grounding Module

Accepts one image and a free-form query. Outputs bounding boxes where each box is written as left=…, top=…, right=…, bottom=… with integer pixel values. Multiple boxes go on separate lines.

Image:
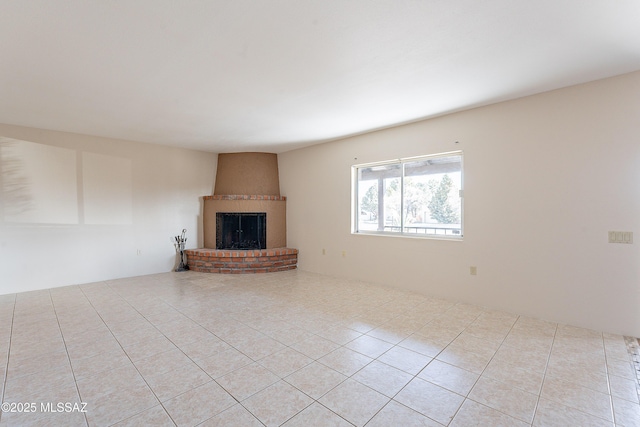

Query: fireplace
left=186, top=152, right=298, bottom=274
left=216, top=212, right=266, bottom=250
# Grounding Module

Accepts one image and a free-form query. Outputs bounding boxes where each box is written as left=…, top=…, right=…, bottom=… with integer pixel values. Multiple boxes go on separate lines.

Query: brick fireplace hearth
left=185, top=248, right=298, bottom=274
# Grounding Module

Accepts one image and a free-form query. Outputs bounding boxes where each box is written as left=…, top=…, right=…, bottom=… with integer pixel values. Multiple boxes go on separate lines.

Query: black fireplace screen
left=216, top=213, right=266, bottom=250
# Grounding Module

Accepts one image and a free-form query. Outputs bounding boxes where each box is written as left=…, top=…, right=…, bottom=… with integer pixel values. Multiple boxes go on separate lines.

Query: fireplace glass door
left=216, top=213, right=266, bottom=250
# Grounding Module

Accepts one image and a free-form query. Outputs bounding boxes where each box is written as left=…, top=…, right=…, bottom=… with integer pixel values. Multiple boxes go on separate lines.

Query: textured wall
left=214, top=152, right=280, bottom=196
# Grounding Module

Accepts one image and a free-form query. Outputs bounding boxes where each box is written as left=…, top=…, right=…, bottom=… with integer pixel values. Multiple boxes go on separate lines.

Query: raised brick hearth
left=185, top=248, right=298, bottom=274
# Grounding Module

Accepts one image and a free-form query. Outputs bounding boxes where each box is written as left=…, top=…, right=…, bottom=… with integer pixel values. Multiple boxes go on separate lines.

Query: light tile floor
left=0, top=270, right=639, bottom=426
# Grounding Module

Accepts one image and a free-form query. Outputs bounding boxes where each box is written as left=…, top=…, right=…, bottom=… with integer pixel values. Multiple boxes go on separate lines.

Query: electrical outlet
left=137, top=249, right=142, bottom=256
left=470, top=266, right=477, bottom=275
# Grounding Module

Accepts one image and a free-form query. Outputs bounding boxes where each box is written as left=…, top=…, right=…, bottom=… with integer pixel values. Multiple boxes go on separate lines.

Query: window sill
left=352, top=230, right=463, bottom=241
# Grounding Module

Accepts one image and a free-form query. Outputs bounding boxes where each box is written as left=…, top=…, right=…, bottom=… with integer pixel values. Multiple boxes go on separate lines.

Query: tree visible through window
left=354, top=153, right=463, bottom=238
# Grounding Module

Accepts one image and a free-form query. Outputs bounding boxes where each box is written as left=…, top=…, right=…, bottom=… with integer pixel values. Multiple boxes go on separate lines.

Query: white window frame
left=351, top=151, right=463, bottom=240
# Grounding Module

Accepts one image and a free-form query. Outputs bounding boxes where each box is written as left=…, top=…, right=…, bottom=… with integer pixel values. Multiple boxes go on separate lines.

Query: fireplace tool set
left=173, top=229, right=189, bottom=271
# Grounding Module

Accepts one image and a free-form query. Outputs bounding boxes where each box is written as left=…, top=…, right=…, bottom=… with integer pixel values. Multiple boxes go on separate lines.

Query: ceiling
left=1, top=1, right=639, bottom=153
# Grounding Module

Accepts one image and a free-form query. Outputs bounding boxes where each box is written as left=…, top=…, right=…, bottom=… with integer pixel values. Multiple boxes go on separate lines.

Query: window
left=353, top=152, right=463, bottom=238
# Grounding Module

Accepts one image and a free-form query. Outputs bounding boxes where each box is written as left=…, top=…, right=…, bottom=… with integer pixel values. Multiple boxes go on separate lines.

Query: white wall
left=0, top=124, right=217, bottom=294
left=279, top=71, right=640, bottom=337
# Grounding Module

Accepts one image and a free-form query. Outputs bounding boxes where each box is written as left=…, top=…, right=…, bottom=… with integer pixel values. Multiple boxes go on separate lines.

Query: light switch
left=609, top=231, right=633, bottom=244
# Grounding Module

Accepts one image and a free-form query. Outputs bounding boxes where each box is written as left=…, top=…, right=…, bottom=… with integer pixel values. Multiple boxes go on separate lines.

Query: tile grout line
left=105, top=275, right=357, bottom=425
left=441, top=311, right=536, bottom=425
left=106, top=278, right=264, bottom=425
left=410, top=309, right=479, bottom=426
left=623, top=335, right=640, bottom=403
left=104, top=276, right=272, bottom=426
left=150, top=278, right=421, bottom=425
left=635, top=337, right=640, bottom=403
left=76, top=282, right=179, bottom=427
left=213, top=310, right=353, bottom=423
left=81, top=277, right=614, bottom=426
left=0, top=294, right=17, bottom=425
left=532, top=321, right=559, bottom=427
left=10, top=271, right=635, bottom=426
left=356, top=302, right=484, bottom=426
left=49, top=289, right=89, bottom=426
left=602, top=332, right=617, bottom=426
left=340, top=300, right=468, bottom=426
left=103, top=278, right=232, bottom=427
left=48, top=289, right=91, bottom=427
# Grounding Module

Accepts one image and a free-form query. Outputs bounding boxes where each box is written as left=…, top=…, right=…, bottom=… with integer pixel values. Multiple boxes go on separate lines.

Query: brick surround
left=185, top=248, right=298, bottom=274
